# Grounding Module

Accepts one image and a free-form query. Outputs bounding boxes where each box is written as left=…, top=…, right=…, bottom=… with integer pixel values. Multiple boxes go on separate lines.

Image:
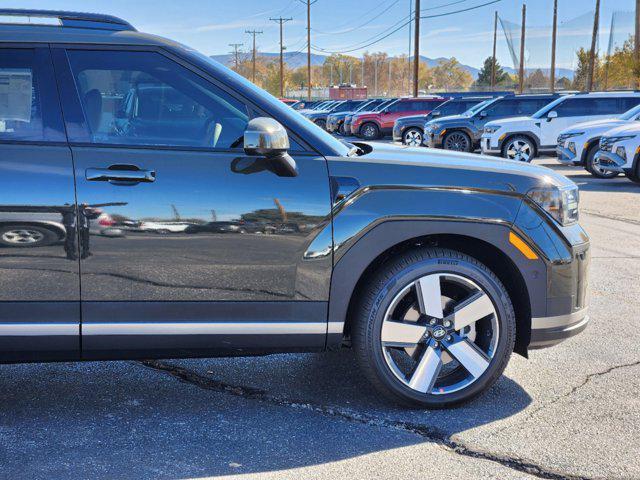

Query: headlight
left=428, top=123, right=441, bottom=131
left=560, top=131, right=584, bottom=140
left=484, top=126, right=501, bottom=134
left=527, top=185, right=579, bottom=226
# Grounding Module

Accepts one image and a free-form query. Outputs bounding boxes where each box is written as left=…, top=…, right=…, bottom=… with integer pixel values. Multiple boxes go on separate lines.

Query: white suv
left=594, top=123, right=640, bottom=183
left=481, top=92, right=640, bottom=162
left=556, top=103, right=640, bottom=178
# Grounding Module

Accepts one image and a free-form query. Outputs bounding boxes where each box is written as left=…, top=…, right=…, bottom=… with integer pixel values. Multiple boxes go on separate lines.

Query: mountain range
left=210, top=52, right=575, bottom=80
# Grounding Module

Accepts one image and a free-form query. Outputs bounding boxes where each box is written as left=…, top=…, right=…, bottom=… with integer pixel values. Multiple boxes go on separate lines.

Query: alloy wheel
left=2, top=229, right=45, bottom=245
left=404, top=129, right=423, bottom=147
left=506, top=140, right=532, bottom=162
left=444, top=132, right=470, bottom=151
left=380, top=273, right=498, bottom=395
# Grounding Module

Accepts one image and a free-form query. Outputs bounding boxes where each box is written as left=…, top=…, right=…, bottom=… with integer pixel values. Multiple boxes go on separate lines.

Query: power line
left=228, top=43, right=243, bottom=71
left=245, top=29, right=264, bottom=83
left=420, top=0, right=502, bottom=18
left=270, top=16, right=293, bottom=97
left=421, top=0, right=471, bottom=11
left=312, top=0, right=403, bottom=35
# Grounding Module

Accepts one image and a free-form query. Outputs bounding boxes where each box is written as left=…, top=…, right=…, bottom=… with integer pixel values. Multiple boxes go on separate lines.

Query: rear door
left=52, top=46, right=333, bottom=359
left=0, top=45, right=79, bottom=362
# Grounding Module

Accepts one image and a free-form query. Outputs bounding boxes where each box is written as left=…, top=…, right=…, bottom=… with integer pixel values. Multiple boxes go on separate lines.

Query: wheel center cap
left=432, top=326, right=447, bottom=340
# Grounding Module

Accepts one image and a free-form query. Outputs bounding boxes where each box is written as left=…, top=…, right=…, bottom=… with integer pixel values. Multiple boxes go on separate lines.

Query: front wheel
left=360, top=122, right=380, bottom=140
left=502, top=136, right=535, bottom=162
left=352, top=248, right=515, bottom=408
left=585, top=145, right=619, bottom=178
left=403, top=128, right=424, bottom=147
left=443, top=131, right=472, bottom=152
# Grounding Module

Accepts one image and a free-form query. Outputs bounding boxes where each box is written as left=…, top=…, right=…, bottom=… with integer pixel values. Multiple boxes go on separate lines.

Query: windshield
left=532, top=96, right=566, bottom=119
left=463, top=98, right=495, bottom=117
left=619, top=103, right=640, bottom=120
left=354, top=100, right=376, bottom=112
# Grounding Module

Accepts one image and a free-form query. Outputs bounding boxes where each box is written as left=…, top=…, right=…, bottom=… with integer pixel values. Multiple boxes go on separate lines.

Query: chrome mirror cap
left=244, top=117, right=290, bottom=157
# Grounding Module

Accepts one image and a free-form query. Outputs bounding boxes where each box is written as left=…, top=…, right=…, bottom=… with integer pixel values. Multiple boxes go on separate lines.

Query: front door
left=0, top=46, right=79, bottom=361
left=53, top=47, right=332, bottom=359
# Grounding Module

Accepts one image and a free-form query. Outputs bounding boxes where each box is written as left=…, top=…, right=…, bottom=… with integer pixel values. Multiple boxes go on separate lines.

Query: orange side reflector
left=509, top=232, right=539, bottom=260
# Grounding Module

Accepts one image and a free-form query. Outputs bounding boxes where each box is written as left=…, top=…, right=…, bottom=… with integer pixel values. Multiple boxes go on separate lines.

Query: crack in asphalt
left=139, top=359, right=593, bottom=480
left=582, top=210, right=640, bottom=226
left=488, top=360, right=640, bottom=440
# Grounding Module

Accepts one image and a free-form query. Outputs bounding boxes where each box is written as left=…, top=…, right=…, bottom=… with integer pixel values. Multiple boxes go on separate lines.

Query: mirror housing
left=431, top=110, right=441, bottom=117
left=547, top=110, right=558, bottom=120
left=479, top=110, right=488, bottom=118
left=244, top=117, right=298, bottom=177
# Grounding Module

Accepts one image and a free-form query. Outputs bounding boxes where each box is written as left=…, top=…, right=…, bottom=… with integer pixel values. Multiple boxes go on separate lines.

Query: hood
left=485, top=116, right=531, bottom=127
left=563, top=118, right=626, bottom=134
left=601, top=122, right=640, bottom=137
left=426, top=114, right=466, bottom=125
left=341, top=142, right=574, bottom=194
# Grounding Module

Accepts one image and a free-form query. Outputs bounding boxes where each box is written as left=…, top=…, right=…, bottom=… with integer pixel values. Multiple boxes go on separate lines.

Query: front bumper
left=424, top=129, right=444, bottom=148
left=530, top=307, right=590, bottom=349
left=481, top=136, right=501, bottom=155
left=556, top=145, right=580, bottom=165
left=594, top=150, right=626, bottom=172
left=392, top=125, right=403, bottom=142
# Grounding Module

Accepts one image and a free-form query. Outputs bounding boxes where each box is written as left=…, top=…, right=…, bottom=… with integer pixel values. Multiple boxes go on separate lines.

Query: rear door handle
left=86, top=166, right=156, bottom=183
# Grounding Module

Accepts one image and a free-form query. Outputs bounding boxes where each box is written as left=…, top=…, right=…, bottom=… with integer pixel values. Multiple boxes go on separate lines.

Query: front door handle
left=86, top=165, right=156, bottom=183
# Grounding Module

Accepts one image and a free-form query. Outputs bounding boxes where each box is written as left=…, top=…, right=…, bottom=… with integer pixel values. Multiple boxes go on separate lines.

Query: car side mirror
left=432, top=110, right=441, bottom=117
left=244, top=117, right=298, bottom=177
left=547, top=110, right=558, bottom=121
left=479, top=110, right=488, bottom=117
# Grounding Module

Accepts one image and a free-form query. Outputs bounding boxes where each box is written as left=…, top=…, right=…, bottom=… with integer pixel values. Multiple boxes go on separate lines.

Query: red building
left=329, top=84, right=367, bottom=100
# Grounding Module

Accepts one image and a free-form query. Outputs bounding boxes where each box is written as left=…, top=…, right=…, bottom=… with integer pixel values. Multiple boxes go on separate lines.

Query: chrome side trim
left=327, top=321, right=344, bottom=334
left=84, top=322, right=342, bottom=336
left=531, top=307, right=589, bottom=329
left=0, top=323, right=79, bottom=336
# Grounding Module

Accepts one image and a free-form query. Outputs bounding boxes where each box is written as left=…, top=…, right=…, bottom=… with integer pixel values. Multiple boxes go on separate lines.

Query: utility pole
left=413, top=0, right=420, bottom=97
left=518, top=4, right=526, bottom=94
left=270, top=17, right=292, bottom=98
left=491, top=11, right=498, bottom=90
left=302, top=0, right=317, bottom=101
left=361, top=58, right=365, bottom=87
left=245, top=29, right=263, bottom=83
left=408, top=0, right=413, bottom=95
left=635, top=0, right=640, bottom=88
left=550, top=0, right=558, bottom=92
left=228, top=43, right=243, bottom=71
left=374, top=57, right=379, bottom=96
left=587, top=0, right=600, bottom=91
left=388, top=59, right=392, bottom=97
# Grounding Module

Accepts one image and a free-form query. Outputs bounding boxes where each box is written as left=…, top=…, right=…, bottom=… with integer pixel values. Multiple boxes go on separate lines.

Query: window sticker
left=0, top=69, right=33, bottom=124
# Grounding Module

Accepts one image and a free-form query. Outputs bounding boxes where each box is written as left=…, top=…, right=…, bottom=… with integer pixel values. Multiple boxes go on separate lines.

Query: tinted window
left=485, top=98, right=551, bottom=117
left=66, top=50, right=249, bottom=149
left=0, top=48, right=64, bottom=143
left=620, top=97, right=640, bottom=112
left=553, top=97, right=619, bottom=117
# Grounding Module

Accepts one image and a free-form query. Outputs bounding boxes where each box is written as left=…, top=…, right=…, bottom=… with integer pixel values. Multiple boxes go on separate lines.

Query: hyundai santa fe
left=0, top=9, right=590, bottom=408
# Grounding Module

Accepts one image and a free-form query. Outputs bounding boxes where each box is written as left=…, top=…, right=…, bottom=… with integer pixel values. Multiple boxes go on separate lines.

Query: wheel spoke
left=448, top=290, right=495, bottom=331
left=408, top=346, right=442, bottom=392
left=415, top=275, right=443, bottom=319
left=446, top=339, right=490, bottom=378
left=381, top=320, right=425, bottom=346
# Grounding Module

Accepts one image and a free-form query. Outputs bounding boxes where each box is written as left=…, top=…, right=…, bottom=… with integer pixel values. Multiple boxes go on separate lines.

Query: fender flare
left=580, top=137, right=601, bottom=165
left=498, top=131, right=542, bottom=152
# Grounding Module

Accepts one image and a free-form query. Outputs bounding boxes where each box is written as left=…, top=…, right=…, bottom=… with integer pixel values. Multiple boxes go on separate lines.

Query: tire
left=314, top=119, right=327, bottom=130
left=442, top=131, right=472, bottom=152
left=501, top=135, right=535, bottom=162
left=403, top=128, right=424, bottom=147
left=352, top=247, right=515, bottom=408
left=0, top=225, right=58, bottom=248
left=585, top=144, right=619, bottom=179
left=627, top=161, right=640, bottom=184
left=360, top=122, right=380, bottom=140
left=339, top=123, right=349, bottom=136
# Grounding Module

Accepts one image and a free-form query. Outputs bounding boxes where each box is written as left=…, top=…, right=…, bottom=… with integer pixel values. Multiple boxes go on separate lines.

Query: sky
left=2, top=0, right=637, bottom=70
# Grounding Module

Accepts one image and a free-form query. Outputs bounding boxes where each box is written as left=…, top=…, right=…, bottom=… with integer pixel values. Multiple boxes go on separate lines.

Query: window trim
left=0, top=44, right=67, bottom=145
left=50, top=43, right=316, bottom=154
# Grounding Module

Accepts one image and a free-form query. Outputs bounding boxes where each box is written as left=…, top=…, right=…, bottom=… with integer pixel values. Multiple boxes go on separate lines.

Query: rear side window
left=620, top=97, right=640, bottom=112
left=65, top=50, right=249, bottom=149
left=554, top=97, right=620, bottom=116
left=0, top=48, right=64, bottom=143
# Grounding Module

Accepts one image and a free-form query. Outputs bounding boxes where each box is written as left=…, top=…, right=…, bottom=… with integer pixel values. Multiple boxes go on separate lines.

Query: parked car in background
left=305, top=99, right=366, bottom=130
left=347, top=98, right=397, bottom=136
left=291, top=100, right=322, bottom=110
left=279, top=98, right=298, bottom=106
left=425, top=94, right=560, bottom=152
left=352, top=96, right=447, bottom=140
left=327, top=98, right=386, bottom=134
left=296, top=100, right=334, bottom=114
left=482, top=92, right=640, bottom=162
left=393, top=96, right=491, bottom=146
left=556, top=103, right=640, bottom=178
left=595, top=122, right=640, bottom=183
left=138, top=221, right=193, bottom=234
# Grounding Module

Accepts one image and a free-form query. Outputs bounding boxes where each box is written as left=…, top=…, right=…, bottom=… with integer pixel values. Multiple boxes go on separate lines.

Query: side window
left=0, top=48, right=64, bottom=143
left=554, top=98, right=618, bottom=117
left=65, top=50, right=249, bottom=149
left=620, top=97, right=640, bottom=111
left=484, top=99, right=517, bottom=116
left=387, top=102, right=402, bottom=113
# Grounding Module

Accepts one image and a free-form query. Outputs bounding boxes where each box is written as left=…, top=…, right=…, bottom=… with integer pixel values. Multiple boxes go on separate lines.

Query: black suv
left=304, top=99, right=366, bottom=130
left=0, top=9, right=590, bottom=408
left=424, top=94, right=561, bottom=152
left=392, top=96, right=492, bottom=146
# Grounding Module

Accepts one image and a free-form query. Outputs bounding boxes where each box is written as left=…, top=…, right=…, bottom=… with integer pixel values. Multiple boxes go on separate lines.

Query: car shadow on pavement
left=0, top=352, right=531, bottom=479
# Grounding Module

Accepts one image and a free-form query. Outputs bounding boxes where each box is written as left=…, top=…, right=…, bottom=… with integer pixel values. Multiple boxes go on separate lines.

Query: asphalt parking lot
left=0, top=152, right=638, bottom=480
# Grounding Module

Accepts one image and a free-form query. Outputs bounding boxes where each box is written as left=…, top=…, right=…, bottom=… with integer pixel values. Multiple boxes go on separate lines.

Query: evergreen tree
left=476, top=56, right=510, bottom=86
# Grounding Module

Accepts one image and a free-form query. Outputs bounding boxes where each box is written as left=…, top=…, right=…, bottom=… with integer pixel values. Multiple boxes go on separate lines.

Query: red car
left=352, top=97, right=447, bottom=140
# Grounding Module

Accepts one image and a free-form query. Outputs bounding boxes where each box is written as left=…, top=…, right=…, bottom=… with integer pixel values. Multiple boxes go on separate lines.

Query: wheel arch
left=580, top=137, right=601, bottom=165
left=358, top=120, right=382, bottom=135
left=500, top=132, right=540, bottom=157
left=328, top=221, right=535, bottom=357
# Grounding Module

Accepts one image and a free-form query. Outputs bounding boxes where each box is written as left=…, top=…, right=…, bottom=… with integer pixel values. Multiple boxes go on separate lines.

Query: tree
left=431, top=58, right=473, bottom=91
left=476, top=56, right=510, bottom=86
left=525, top=69, right=550, bottom=90
left=572, top=47, right=603, bottom=91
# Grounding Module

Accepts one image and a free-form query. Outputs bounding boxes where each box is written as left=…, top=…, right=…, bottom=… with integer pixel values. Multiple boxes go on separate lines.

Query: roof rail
left=0, top=9, right=136, bottom=31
